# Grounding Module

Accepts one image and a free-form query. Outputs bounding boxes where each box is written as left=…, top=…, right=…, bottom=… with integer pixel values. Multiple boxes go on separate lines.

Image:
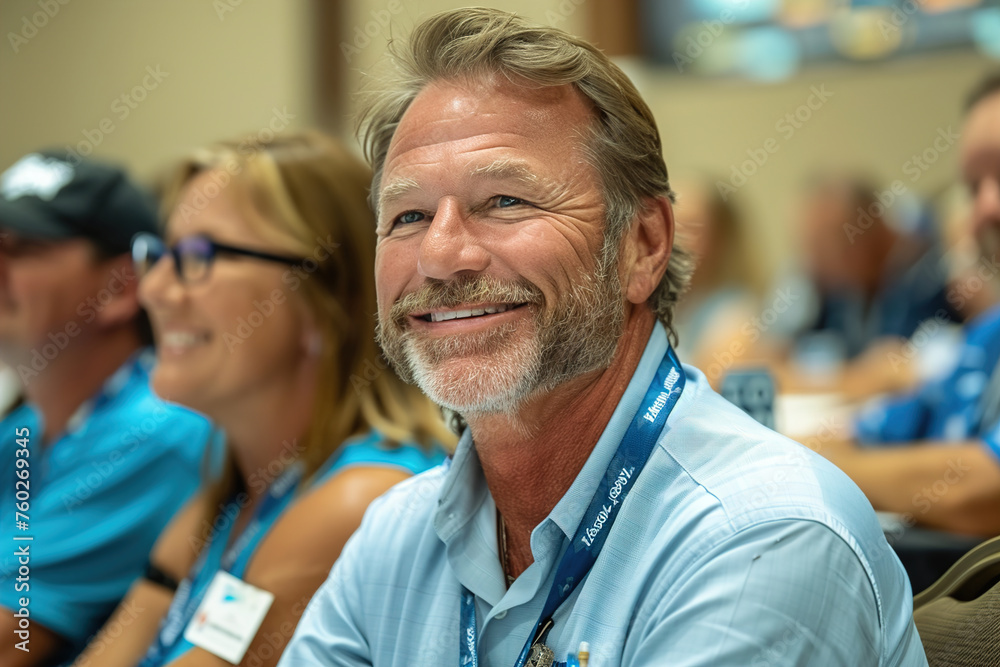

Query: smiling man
left=280, top=9, right=926, bottom=667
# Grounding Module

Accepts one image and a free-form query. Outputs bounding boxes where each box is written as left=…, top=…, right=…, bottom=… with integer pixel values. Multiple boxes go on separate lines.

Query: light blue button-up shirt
left=280, top=323, right=926, bottom=666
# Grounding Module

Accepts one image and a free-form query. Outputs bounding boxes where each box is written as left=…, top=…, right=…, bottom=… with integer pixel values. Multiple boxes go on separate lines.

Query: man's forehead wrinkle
left=383, top=119, right=516, bottom=177
left=391, top=78, right=590, bottom=149
left=384, top=138, right=547, bottom=183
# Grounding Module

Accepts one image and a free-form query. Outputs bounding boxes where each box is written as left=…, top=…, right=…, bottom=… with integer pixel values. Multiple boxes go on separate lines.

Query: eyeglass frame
left=131, top=232, right=306, bottom=284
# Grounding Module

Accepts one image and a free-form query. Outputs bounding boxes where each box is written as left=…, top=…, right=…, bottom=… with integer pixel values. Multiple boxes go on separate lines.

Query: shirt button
left=495, top=610, right=507, bottom=619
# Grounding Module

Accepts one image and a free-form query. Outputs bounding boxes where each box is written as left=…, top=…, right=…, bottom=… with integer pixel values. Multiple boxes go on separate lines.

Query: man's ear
left=92, top=254, right=142, bottom=330
left=623, top=196, right=674, bottom=304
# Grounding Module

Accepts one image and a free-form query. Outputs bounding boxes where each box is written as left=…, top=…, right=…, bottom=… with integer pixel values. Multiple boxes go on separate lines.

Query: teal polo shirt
left=0, top=349, right=214, bottom=661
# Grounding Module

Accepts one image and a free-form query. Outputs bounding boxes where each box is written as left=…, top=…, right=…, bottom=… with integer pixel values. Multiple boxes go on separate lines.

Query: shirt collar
left=433, top=427, right=488, bottom=544
left=63, top=347, right=154, bottom=438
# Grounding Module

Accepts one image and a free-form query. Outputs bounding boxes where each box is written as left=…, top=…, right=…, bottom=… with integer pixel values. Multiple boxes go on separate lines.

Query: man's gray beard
left=376, top=253, right=626, bottom=417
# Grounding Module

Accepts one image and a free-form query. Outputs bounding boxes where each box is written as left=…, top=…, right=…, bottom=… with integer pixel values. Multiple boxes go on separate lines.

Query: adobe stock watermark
left=882, top=457, right=970, bottom=544
left=240, top=594, right=314, bottom=667
left=751, top=620, right=807, bottom=667
left=544, top=0, right=586, bottom=28
left=7, top=0, right=71, bottom=54
left=17, top=266, right=137, bottom=384
left=73, top=599, right=145, bottom=666
left=213, top=0, right=245, bottom=21
left=672, top=0, right=751, bottom=72
left=704, top=288, right=799, bottom=381
left=843, top=126, right=960, bottom=243
left=222, top=234, right=340, bottom=352
left=717, top=85, right=834, bottom=201
left=881, top=252, right=1000, bottom=371
left=843, top=181, right=909, bottom=244
left=389, top=466, right=443, bottom=520
left=187, top=438, right=304, bottom=553
left=340, top=0, right=403, bottom=63
left=947, top=252, right=1000, bottom=313
left=884, top=309, right=954, bottom=373
left=746, top=416, right=842, bottom=512
left=912, top=459, right=970, bottom=515
left=63, top=65, right=170, bottom=165
left=878, top=0, right=930, bottom=39
left=173, top=106, right=297, bottom=225
left=61, top=404, right=172, bottom=511
left=901, top=125, right=961, bottom=183
left=349, top=355, right=390, bottom=396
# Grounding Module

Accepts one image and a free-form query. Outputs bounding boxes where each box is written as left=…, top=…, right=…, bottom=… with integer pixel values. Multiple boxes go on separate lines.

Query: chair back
left=913, top=536, right=1000, bottom=665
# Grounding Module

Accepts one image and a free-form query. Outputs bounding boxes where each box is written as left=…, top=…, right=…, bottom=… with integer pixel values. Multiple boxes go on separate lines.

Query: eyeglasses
left=131, top=232, right=304, bottom=284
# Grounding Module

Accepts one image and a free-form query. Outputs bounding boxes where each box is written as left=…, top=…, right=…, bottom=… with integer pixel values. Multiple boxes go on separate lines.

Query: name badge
left=183, top=571, right=275, bottom=663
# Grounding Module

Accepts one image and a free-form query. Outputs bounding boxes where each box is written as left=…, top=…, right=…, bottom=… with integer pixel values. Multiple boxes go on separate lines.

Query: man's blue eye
left=497, top=196, right=522, bottom=208
left=398, top=211, right=424, bottom=225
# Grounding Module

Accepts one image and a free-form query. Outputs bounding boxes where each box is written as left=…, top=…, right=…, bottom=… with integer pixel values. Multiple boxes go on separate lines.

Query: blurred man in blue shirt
left=796, top=175, right=957, bottom=360
left=280, top=9, right=925, bottom=666
left=818, top=73, right=1000, bottom=539
left=0, top=151, right=213, bottom=666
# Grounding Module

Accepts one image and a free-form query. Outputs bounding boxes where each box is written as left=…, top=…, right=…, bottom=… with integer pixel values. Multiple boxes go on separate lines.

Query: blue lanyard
left=139, top=461, right=306, bottom=667
left=459, top=346, right=686, bottom=667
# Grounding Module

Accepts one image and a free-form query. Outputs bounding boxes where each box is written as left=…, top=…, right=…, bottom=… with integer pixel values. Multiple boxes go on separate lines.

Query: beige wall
left=341, top=0, right=586, bottom=74
left=1, top=0, right=995, bottom=276
left=0, top=0, right=313, bottom=181
left=636, top=51, right=996, bottom=274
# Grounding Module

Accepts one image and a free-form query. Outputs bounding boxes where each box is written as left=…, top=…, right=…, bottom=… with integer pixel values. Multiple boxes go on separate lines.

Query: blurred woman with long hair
left=74, top=131, right=454, bottom=667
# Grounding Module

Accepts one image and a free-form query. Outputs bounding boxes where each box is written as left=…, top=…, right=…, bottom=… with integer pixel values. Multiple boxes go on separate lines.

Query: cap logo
left=1, top=153, right=74, bottom=202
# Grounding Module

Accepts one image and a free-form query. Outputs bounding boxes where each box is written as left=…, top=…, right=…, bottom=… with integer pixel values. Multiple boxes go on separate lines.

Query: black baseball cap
left=0, top=149, right=159, bottom=255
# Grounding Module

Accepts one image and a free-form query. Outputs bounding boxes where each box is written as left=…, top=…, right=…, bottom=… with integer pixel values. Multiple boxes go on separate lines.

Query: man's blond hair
left=358, top=7, right=694, bottom=342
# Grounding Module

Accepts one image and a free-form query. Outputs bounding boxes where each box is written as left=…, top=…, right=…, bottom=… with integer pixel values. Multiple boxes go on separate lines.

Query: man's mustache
left=388, top=276, right=544, bottom=327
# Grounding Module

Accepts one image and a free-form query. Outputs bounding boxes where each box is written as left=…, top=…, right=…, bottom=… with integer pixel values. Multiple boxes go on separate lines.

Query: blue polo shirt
left=0, top=349, right=214, bottom=660
left=855, top=305, right=1000, bottom=456
left=279, top=322, right=924, bottom=666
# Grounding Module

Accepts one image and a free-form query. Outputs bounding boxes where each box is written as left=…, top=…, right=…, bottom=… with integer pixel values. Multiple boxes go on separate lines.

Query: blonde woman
left=74, top=131, right=454, bottom=667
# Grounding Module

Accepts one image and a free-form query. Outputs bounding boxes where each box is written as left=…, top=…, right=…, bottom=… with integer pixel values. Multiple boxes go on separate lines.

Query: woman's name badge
left=183, top=571, right=275, bottom=663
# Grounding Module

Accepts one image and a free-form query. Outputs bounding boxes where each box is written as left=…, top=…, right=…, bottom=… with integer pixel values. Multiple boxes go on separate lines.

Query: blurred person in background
left=939, top=182, right=1000, bottom=322
left=816, top=73, right=1000, bottom=538
left=798, top=174, right=956, bottom=358
left=672, top=177, right=765, bottom=385
left=0, top=151, right=214, bottom=667
left=770, top=174, right=959, bottom=399
left=73, top=131, right=454, bottom=667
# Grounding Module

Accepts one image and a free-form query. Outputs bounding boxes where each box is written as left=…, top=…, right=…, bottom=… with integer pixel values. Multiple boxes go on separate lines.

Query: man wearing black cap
left=0, top=151, right=214, bottom=666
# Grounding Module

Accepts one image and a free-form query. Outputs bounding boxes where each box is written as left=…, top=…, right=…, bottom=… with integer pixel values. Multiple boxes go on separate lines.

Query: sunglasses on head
left=131, top=232, right=304, bottom=284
